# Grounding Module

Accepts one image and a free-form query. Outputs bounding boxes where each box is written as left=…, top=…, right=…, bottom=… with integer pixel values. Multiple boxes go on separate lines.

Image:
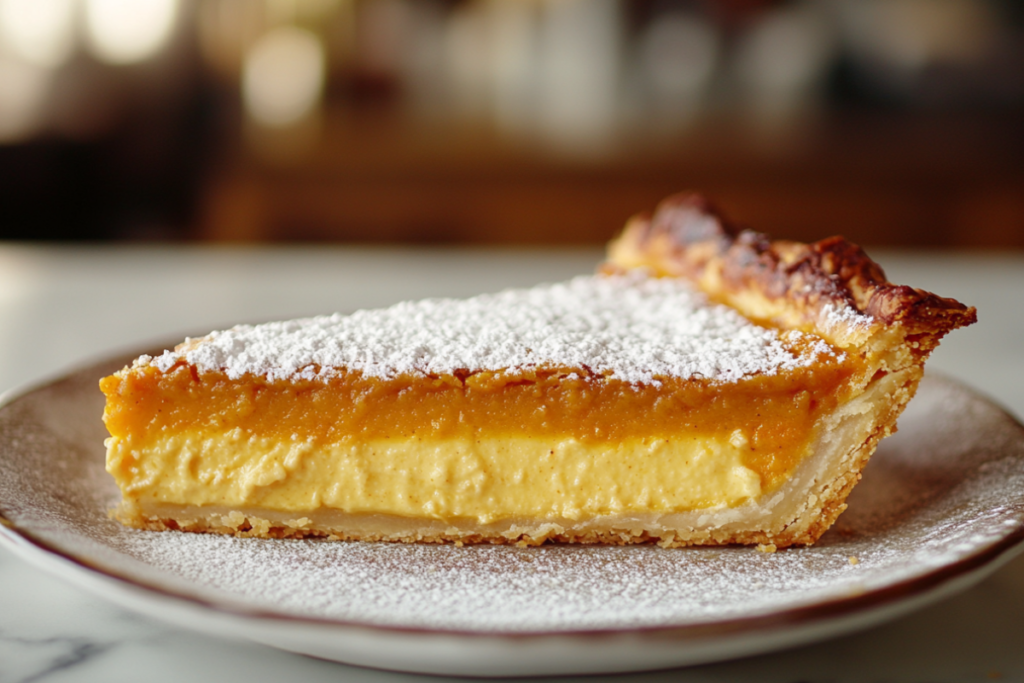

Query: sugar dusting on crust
left=821, top=302, right=874, bottom=335
left=149, top=272, right=837, bottom=384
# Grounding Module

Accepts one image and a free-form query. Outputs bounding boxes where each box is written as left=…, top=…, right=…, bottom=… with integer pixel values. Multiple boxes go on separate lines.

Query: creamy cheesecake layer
left=106, top=430, right=777, bottom=523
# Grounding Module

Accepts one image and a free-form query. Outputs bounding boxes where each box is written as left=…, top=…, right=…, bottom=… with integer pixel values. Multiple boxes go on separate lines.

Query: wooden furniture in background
left=199, top=108, right=1024, bottom=248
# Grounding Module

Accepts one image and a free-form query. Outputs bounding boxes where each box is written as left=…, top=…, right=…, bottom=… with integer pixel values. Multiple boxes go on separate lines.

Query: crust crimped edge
left=604, top=192, right=977, bottom=353
left=601, top=192, right=976, bottom=546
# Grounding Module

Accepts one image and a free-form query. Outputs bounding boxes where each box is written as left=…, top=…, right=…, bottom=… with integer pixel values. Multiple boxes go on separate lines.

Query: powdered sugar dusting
left=149, top=272, right=836, bottom=384
left=821, top=301, right=874, bottom=336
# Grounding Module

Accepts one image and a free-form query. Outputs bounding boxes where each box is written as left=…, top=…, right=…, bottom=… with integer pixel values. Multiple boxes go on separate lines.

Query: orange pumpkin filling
left=102, top=345, right=861, bottom=495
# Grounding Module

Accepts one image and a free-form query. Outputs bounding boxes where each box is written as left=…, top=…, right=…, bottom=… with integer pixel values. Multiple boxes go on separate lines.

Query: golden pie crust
left=601, top=193, right=976, bottom=545
left=102, top=192, right=976, bottom=547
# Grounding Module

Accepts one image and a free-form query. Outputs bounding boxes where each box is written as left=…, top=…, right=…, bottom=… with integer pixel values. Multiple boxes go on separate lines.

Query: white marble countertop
left=0, top=245, right=1022, bottom=683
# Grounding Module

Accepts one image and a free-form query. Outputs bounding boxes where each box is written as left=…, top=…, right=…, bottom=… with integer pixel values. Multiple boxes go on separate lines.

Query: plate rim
left=1, top=354, right=1024, bottom=642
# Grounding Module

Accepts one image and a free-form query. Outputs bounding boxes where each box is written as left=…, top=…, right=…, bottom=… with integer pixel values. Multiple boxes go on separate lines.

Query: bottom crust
left=115, top=366, right=918, bottom=549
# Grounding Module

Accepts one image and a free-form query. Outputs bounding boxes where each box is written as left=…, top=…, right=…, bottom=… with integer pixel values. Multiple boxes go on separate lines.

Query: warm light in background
left=0, top=0, right=1021, bottom=247
left=735, top=4, right=836, bottom=117
left=637, top=11, right=719, bottom=129
left=243, top=26, right=325, bottom=128
left=0, top=58, right=51, bottom=142
left=536, top=0, right=621, bottom=155
left=0, top=0, right=1015, bottom=150
left=0, top=0, right=76, bottom=68
left=83, top=0, right=178, bottom=65
left=489, top=0, right=538, bottom=137
left=840, top=0, right=996, bottom=74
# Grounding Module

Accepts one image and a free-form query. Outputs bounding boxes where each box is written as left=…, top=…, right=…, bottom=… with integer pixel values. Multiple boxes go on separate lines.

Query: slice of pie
left=101, top=193, right=976, bottom=548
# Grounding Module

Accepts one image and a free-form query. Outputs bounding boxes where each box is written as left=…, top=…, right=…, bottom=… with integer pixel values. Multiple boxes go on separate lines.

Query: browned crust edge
left=605, top=192, right=977, bottom=351
left=602, top=192, right=978, bottom=547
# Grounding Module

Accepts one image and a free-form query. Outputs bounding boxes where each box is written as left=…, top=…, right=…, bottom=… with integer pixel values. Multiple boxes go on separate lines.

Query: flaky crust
left=605, top=192, right=976, bottom=353
left=604, top=192, right=977, bottom=546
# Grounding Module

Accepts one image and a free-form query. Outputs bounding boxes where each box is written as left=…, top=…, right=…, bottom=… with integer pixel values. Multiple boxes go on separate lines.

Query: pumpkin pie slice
left=101, top=193, right=975, bottom=548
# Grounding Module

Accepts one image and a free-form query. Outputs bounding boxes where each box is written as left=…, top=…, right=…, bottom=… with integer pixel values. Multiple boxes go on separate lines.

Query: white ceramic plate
left=1, top=354, right=1023, bottom=677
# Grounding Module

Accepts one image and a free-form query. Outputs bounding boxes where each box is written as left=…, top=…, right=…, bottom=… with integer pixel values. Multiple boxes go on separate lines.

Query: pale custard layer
left=105, top=430, right=773, bottom=523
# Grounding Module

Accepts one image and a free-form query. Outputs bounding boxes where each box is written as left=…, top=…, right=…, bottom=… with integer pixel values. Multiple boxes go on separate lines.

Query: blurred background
left=0, top=0, right=1022, bottom=248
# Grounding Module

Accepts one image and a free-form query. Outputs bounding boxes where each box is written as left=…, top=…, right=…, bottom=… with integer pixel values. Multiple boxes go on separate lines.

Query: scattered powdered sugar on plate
left=107, top=531, right=881, bottom=631
left=148, top=272, right=837, bottom=384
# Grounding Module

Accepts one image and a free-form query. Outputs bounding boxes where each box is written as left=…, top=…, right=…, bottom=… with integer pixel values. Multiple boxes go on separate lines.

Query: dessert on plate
left=101, top=193, right=975, bottom=548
